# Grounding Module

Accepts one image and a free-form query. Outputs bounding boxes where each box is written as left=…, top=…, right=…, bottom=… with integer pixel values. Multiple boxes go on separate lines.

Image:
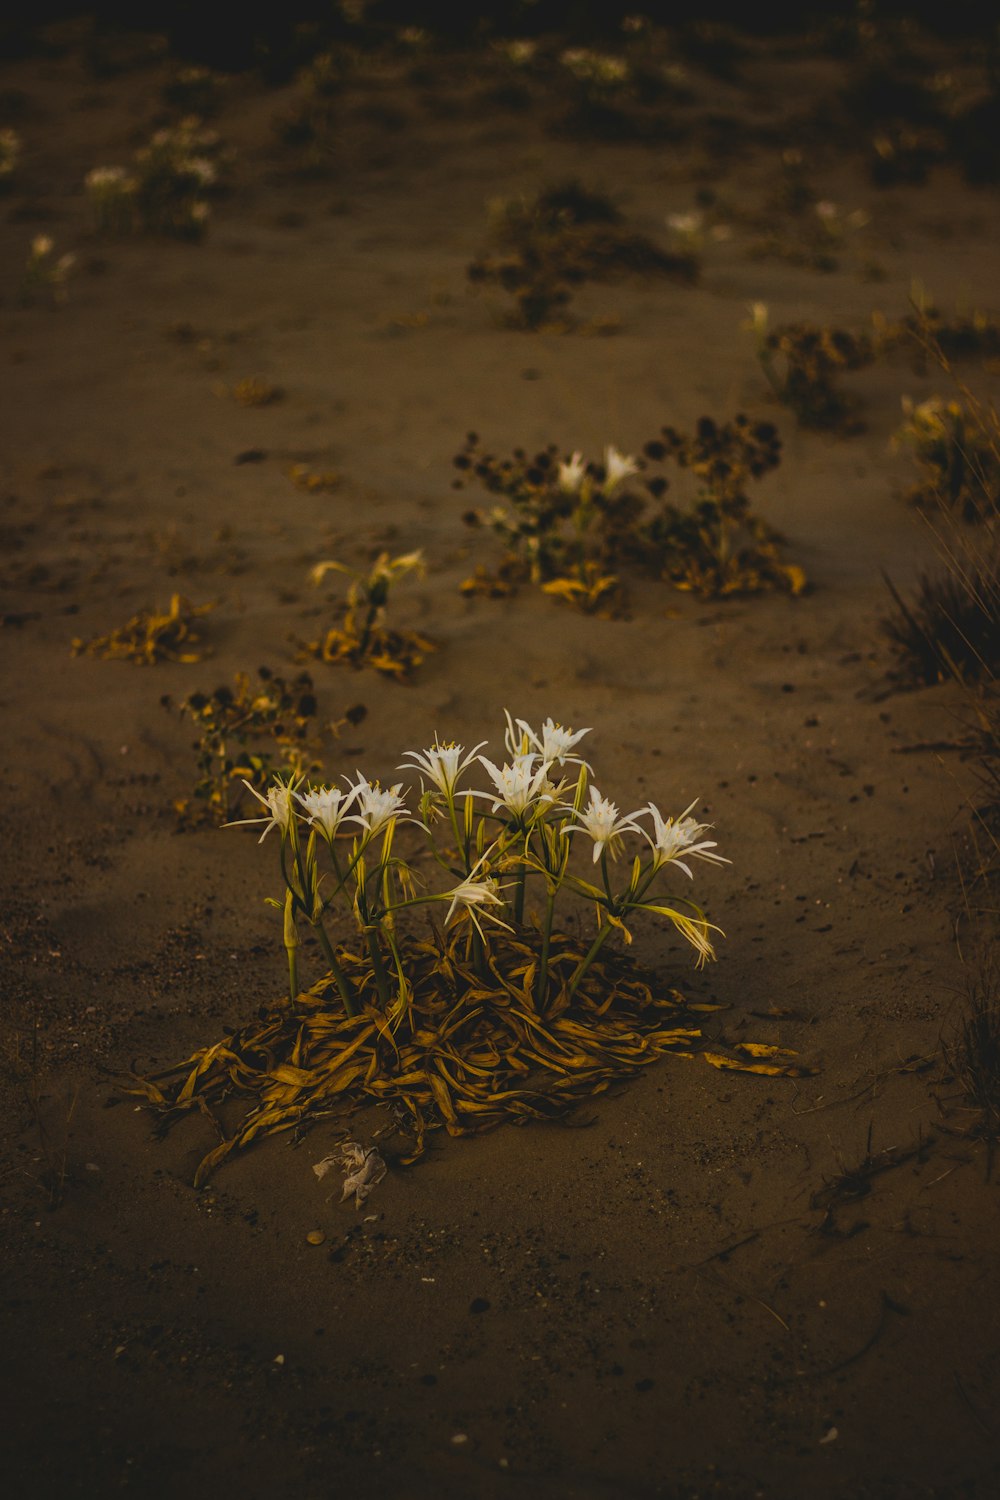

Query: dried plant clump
left=299, top=550, right=434, bottom=679
left=130, top=713, right=811, bottom=1182
left=894, top=306, right=1000, bottom=369
left=230, top=376, right=284, bottom=407
left=750, top=304, right=877, bottom=431
left=72, top=593, right=213, bottom=666
left=287, top=462, right=339, bottom=493
left=163, top=667, right=358, bottom=828
left=467, top=180, right=697, bottom=330
left=455, top=416, right=802, bottom=606
left=944, top=963, right=1000, bottom=1149
left=894, top=397, right=1000, bottom=523
left=881, top=555, right=1000, bottom=687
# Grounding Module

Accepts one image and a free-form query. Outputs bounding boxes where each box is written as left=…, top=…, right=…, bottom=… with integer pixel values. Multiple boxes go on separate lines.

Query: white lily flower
left=295, top=783, right=359, bottom=840
left=666, top=210, right=703, bottom=236
left=746, top=300, right=769, bottom=337
left=568, top=786, right=641, bottom=862
left=227, top=780, right=297, bottom=842
left=444, top=874, right=509, bottom=927
left=603, top=444, right=639, bottom=494
left=346, top=776, right=408, bottom=835
left=640, top=801, right=729, bottom=877
left=478, top=753, right=552, bottom=818
left=398, top=739, right=488, bottom=799
left=557, top=450, right=587, bottom=494
left=514, top=715, right=592, bottom=768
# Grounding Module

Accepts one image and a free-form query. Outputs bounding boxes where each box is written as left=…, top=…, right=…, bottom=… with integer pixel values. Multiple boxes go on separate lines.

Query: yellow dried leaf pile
left=72, top=592, right=212, bottom=665
left=131, top=929, right=811, bottom=1185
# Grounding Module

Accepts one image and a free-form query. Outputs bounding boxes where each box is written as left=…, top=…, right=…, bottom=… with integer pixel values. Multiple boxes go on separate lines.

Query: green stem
left=567, top=920, right=614, bottom=999
left=514, top=864, right=526, bottom=926
left=313, top=920, right=357, bottom=1018
left=536, top=888, right=556, bottom=1010
left=283, top=888, right=299, bottom=1005
left=366, top=927, right=391, bottom=1009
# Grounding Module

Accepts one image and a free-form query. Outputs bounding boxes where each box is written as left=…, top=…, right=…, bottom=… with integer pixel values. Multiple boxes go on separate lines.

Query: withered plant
left=72, top=593, right=212, bottom=666
left=299, top=550, right=434, bottom=679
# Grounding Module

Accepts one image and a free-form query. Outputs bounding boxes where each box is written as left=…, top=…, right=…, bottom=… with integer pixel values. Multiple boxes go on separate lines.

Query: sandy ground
left=2, top=19, right=1000, bottom=1499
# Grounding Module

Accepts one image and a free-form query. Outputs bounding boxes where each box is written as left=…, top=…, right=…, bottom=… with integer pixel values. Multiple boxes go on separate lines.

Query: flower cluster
left=84, top=117, right=224, bottom=240
left=232, top=713, right=728, bottom=1018
left=751, top=306, right=878, bottom=430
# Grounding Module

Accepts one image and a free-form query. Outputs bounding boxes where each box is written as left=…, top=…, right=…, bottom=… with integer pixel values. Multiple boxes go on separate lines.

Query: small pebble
left=450, top=1433, right=468, bottom=1446
left=306, top=1229, right=326, bottom=1246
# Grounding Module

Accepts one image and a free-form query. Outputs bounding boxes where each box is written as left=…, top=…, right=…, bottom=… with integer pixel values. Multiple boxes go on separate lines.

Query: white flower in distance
left=603, top=444, right=639, bottom=494
left=347, top=776, right=408, bottom=834
left=666, top=210, right=703, bottom=236
left=513, top=715, right=592, bottom=768
left=295, top=783, right=359, bottom=840
left=478, top=753, right=552, bottom=818
left=229, top=780, right=296, bottom=842
left=640, top=801, right=729, bottom=877
left=557, top=451, right=587, bottom=494
left=569, top=786, right=640, bottom=862
left=746, top=300, right=769, bottom=337
left=399, top=739, right=487, bottom=799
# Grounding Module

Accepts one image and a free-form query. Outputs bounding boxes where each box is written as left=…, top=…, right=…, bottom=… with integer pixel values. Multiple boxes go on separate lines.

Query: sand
left=2, top=17, right=1000, bottom=1499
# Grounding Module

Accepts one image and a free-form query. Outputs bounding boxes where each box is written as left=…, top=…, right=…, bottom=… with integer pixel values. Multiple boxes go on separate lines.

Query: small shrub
left=750, top=304, right=877, bottom=431
left=163, top=667, right=355, bottom=827
left=895, top=396, right=1000, bottom=523
left=467, top=180, right=697, bottom=330
left=455, top=415, right=803, bottom=605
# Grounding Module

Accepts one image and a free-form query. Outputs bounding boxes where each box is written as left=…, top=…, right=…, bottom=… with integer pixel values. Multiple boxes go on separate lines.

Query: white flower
left=228, top=780, right=297, bottom=842
left=602, top=444, right=639, bottom=494
left=639, top=801, right=729, bottom=877
left=746, top=300, right=769, bottom=336
left=295, top=783, right=359, bottom=840
left=398, top=739, right=487, bottom=799
left=187, top=156, right=216, bottom=186
left=557, top=451, right=587, bottom=494
left=444, top=874, right=508, bottom=927
left=666, top=210, right=703, bottom=236
left=347, top=776, right=408, bottom=835
left=568, top=786, right=640, bottom=862
left=478, top=753, right=552, bottom=818
left=511, top=715, right=592, bottom=768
